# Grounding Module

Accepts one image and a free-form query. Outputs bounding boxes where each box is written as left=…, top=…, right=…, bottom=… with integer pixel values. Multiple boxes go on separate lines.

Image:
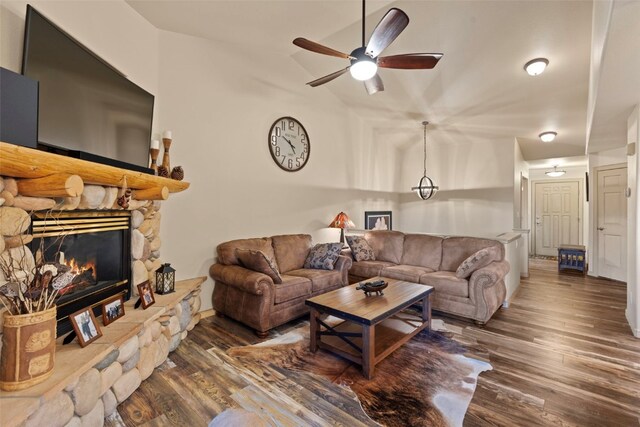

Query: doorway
left=595, top=166, right=628, bottom=282
left=533, top=180, right=582, bottom=256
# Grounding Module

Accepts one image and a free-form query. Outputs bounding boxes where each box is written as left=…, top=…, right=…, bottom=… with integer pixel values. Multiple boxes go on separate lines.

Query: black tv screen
left=22, top=5, right=154, bottom=172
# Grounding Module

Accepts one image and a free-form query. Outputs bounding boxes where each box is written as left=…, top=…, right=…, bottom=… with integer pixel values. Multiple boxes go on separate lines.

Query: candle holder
left=149, top=148, right=160, bottom=175
left=162, top=138, right=172, bottom=171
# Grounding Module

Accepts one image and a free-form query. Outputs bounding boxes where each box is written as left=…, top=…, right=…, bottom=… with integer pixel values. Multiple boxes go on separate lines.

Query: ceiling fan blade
left=364, top=74, right=384, bottom=95
left=293, top=38, right=352, bottom=59
left=378, top=53, right=444, bottom=69
left=365, top=8, right=409, bottom=58
left=307, top=67, right=350, bottom=87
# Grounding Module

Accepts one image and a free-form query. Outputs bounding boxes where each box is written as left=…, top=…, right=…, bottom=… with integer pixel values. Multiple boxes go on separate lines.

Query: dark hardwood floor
left=111, top=259, right=640, bottom=426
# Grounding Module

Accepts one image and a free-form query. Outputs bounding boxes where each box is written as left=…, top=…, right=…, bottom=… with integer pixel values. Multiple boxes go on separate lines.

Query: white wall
left=627, top=105, right=639, bottom=337
left=398, top=138, right=514, bottom=236
left=513, top=139, right=529, bottom=229
left=156, top=31, right=400, bottom=311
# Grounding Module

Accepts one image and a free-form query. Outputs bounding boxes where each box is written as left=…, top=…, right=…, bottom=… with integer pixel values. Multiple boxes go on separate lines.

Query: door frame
left=531, top=178, right=584, bottom=256
left=591, top=163, right=627, bottom=279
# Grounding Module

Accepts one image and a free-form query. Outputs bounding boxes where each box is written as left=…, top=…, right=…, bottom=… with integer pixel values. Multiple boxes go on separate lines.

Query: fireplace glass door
left=30, top=211, right=131, bottom=334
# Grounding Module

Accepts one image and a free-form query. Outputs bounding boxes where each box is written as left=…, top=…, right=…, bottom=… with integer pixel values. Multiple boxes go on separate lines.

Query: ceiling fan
left=293, top=0, right=443, bottom=95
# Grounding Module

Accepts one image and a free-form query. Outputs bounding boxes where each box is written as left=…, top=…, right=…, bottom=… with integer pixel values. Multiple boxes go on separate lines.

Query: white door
left=534, top=181, right=581, bottom=256
left=596, top=167, right=627, bottom=281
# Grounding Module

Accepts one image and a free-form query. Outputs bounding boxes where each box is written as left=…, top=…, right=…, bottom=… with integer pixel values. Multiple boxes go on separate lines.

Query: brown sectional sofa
left=348, top=231, right=509, bottom=324
left=209, top=234, right=352, bottom=337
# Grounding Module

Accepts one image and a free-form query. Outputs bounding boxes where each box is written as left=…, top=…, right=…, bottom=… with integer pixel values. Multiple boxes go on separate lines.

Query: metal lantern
left=155, top=263, right=175, bottom=295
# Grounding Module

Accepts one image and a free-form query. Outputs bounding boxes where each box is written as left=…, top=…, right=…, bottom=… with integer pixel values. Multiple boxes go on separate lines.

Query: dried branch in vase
left=0, top=210, right=78, bottom=315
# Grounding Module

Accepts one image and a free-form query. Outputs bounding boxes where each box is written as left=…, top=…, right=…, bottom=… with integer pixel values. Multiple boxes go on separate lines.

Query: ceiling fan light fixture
left=349, top=47, right=378, bottom=81
left=524, top=58, right=549, bottom=76
left=539, top=131, right=557, bottom=142
left=545, top=165, right=566, bottom=177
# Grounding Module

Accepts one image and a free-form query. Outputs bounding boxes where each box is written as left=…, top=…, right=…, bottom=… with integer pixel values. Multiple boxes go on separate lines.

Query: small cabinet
left=558, top=245, right=586, bottom=274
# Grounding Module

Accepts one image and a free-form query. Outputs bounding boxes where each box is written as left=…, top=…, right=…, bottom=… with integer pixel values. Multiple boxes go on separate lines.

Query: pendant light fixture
left=411, top=121, right=439, bottom=200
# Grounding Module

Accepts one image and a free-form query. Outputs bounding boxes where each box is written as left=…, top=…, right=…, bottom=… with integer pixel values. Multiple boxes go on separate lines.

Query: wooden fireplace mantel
left=0, top=141, right=189, bottom=198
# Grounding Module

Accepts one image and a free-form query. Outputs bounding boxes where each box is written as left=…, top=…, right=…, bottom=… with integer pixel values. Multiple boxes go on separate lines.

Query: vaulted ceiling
left=128, top=0, right=638, bottom=161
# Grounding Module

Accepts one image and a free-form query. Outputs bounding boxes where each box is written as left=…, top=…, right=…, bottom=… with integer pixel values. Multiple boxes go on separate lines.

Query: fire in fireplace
left=30, top=211, right=132, bottom=335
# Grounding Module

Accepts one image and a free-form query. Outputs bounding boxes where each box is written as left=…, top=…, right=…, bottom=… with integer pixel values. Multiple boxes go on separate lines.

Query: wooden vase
left=161, top=138, right=172, bottom=171
left=0, top=306, right=57, bottom=391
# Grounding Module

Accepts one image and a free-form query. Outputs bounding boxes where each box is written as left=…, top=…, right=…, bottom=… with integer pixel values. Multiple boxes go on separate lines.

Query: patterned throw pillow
left=455, top=248, right=493, bottom=279
left=304, top=243, right=343, bottom=270
left=235, top=249, right=282, bottom=284
left=345, top=235, right=375, bottom=262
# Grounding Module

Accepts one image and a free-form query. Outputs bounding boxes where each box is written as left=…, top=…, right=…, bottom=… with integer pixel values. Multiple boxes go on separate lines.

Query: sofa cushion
left=349, top=260, right=396, bottom=279
left=345, top=235, right=375, bottom=262
left=272, top=234, right=312, bottom=273
left=455, top=246, right=503, bottom=279
left=304, top=243, right=343, bottom=270
left=235, top=249, right=282, bottom=284
left=287, top=268, right=342, bottom=293
left=400, top=234, right=443, bottom=270
left=364, top=230, right=405, bottom=264
left=217, top=237, right=275, bottom=266
left=274, top=275, right=312, bottom=304
left=380, top=265, right=435, bottom=283
left=420, top=271, right=469, bottom=298
left=440, top=237, right=504, bottom=272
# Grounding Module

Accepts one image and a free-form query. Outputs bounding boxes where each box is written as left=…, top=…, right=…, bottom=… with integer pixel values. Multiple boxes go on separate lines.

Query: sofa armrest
left=469, top=260, right=510, bottom=290
left=333, top=255, right=353, bottom=285
left=209, top=264, right=274, bottom=295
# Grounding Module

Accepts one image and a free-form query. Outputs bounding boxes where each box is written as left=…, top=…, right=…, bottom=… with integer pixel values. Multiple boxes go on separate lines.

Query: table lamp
left=329, top=212, right=355, bottom=245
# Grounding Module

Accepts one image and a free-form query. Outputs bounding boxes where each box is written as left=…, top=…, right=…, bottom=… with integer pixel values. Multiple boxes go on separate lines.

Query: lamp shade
left=329, top=212, right=355, bottom=229
left=155, top=263, right=175, bottom=295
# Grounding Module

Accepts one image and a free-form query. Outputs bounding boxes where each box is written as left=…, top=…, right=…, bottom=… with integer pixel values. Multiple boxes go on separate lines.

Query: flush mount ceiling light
left=545, top=165, right=566, bottom=178
left=524, top=58, right=549, bottom=76
left=410, top=121, right=439, bottom=200
left=539, top=131, right=557, bottom=143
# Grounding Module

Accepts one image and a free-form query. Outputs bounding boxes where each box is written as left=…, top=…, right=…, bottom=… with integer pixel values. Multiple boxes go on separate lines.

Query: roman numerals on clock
left=268, top=116, right=310, bottom=172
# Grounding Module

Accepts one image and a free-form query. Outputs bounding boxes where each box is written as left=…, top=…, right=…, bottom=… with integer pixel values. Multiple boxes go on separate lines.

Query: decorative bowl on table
left=356, top=280, right=388, bottom=296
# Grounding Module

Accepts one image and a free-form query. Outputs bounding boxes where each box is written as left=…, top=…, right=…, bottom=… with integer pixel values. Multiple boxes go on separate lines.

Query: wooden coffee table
left=305, top=276, right=433, bottom=379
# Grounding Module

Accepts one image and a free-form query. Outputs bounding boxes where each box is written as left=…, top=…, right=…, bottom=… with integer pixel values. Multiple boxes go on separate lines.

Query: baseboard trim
left=625, top=309, right=640, bottom=337
left=200, top=308, right=214, bottom=319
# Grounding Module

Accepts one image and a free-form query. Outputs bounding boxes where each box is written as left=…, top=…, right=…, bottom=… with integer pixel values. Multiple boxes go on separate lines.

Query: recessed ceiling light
left=545, top=165, right=566, bottom=177
left=524, top=58, right=549, bottom=76
left=539, top=131, right=557, bottom=142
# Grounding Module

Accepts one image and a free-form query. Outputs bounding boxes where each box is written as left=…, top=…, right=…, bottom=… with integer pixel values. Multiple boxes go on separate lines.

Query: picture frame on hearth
left=101, top=294, right=125, bottom=326
left=364, top=211, right=393, bottom=231
left=69, top=307, right=103, bottom=347
left=137, top=281, right=156, bottom=309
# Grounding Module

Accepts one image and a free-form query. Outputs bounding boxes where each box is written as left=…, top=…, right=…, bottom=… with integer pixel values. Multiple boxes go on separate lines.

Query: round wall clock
left=268, top=116, right=310, bottom=172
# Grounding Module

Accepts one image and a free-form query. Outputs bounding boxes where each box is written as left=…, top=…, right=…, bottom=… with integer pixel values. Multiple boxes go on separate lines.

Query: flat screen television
left=22, top=5, right=154, bottom=173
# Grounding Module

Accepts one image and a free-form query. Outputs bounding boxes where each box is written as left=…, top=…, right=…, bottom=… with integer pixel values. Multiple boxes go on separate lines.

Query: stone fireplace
left=30, top=211, right=132, bottom=335
left=0, top=141, right=204, bottom=427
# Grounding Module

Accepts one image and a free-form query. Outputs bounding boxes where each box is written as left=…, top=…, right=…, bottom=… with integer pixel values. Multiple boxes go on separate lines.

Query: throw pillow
left=455, top=247, right=499, bottom=279
left=304, top=243, right=343, bottom=270
left=235, top=249, right=282, bottom=284
left=345, top=235, right=375, bottom=262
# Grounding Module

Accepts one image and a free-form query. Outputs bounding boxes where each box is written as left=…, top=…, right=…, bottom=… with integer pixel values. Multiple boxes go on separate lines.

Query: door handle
left=597, top=227, right=605, bottom=231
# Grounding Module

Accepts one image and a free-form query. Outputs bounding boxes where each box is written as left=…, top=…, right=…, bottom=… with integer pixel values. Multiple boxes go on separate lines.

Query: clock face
left=268, top=117, right=310, bottom=172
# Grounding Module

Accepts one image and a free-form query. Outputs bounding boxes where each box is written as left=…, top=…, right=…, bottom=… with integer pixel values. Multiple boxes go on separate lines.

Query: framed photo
left=101, top=294, right=125, bottom=326
left=365, top=211, right=392, bottom=230
left=70, top=307, right=103, bottom=347
left=137, top=281, right=155, bottom=309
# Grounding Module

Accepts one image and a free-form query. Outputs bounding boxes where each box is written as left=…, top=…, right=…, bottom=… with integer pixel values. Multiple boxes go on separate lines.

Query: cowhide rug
left=228, top=317, right=491, bottom=427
